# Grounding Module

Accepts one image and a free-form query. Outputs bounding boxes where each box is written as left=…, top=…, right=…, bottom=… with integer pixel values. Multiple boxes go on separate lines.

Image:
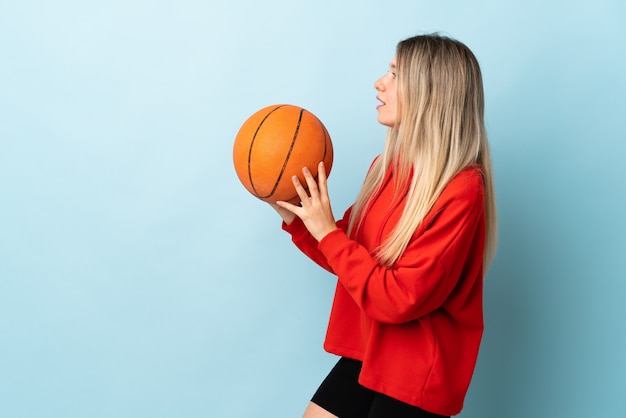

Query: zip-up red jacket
left=282, top=164, right=486, bottom=416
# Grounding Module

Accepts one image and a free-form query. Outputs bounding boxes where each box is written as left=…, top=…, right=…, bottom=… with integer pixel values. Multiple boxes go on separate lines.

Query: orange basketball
left=233, top=104, right=333, bottom=204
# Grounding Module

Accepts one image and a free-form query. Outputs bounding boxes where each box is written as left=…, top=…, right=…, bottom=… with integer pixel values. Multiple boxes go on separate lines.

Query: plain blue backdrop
left=1, top=1, right=625, bottom=417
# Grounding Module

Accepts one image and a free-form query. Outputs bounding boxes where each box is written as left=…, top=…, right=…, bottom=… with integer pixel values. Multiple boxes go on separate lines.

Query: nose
left=374, top=76, right=385, bottom=92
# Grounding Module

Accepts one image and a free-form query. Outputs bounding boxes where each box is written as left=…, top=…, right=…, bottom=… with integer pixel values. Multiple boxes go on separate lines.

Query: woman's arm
left=318, top=171, right=486, bottom=324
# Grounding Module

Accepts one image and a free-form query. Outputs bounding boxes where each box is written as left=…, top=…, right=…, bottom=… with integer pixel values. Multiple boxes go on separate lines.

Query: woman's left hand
left=275, top=161, right=338, bottom=242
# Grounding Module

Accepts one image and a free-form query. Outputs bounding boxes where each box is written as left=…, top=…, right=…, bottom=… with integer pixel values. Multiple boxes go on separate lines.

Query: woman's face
left=374, top=55, right=399, bottom=127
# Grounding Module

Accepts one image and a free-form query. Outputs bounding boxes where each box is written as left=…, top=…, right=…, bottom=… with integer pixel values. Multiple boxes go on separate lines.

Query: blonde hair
left=348, top=34, right=497, bottom=267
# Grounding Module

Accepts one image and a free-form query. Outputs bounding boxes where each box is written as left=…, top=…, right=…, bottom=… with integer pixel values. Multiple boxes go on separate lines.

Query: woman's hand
left=275, top=161, right=338, bottom=242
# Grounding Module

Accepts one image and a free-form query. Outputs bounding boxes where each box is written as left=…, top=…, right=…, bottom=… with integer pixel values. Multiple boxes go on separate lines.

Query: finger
left=317, top=162, right=328, bottom=198
left=301, top=167, right=319, bottom=198
left=291, top=174, right=311, bottom=203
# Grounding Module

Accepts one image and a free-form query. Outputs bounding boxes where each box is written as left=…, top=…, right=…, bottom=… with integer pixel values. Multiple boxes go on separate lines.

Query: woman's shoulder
left=441, top=165, right=485, bottom=201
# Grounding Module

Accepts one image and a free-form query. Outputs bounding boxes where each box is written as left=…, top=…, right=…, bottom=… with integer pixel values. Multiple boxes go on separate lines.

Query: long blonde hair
left=348, top=34, right=497, bottom=267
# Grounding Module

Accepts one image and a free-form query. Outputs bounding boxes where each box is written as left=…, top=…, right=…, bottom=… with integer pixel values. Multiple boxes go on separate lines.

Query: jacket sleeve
left=282, top=207, right=354, bottom=274
left=317, top=173, right=485, bottom=324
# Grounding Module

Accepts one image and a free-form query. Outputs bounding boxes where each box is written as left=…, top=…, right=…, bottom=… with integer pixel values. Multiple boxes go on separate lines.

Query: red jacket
left=282, top=164, right=486, bottom=416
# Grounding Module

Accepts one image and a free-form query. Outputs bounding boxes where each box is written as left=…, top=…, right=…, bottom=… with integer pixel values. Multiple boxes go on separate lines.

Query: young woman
left=272, top=33, right=497, bottom=418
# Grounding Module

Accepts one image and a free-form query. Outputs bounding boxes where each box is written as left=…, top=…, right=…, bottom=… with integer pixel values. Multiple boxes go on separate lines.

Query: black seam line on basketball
left=258, top=108, right=305, bottom=200
left=310, top=123, right=328, bottom=189
left=277, top=117, right=325, bottom=203
left=321, top=119, right=328, bottom=161
left=248, top=105, right=286, bottom=198
left=309, top=119, right=327, bottom=184
left=285, top=127, right=322, bottom=202
left=282, top=117, right=325, bottom=201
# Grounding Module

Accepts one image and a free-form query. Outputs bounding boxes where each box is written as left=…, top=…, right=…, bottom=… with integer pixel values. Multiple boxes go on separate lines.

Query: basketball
left=233, top=104, right=333, bottom=204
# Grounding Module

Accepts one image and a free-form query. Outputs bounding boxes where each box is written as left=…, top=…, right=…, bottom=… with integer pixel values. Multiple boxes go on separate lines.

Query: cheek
left=392, top=91, right=401, bottom=114
left=391, top=94, right=401, bottom=124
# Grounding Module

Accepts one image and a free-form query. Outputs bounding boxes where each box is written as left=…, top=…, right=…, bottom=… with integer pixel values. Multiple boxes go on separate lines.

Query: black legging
left=311, top=357, right=449, bottom=418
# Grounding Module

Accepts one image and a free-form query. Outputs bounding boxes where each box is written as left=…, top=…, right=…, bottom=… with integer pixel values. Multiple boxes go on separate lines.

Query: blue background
left=1, top=1, right=625, bottom=417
